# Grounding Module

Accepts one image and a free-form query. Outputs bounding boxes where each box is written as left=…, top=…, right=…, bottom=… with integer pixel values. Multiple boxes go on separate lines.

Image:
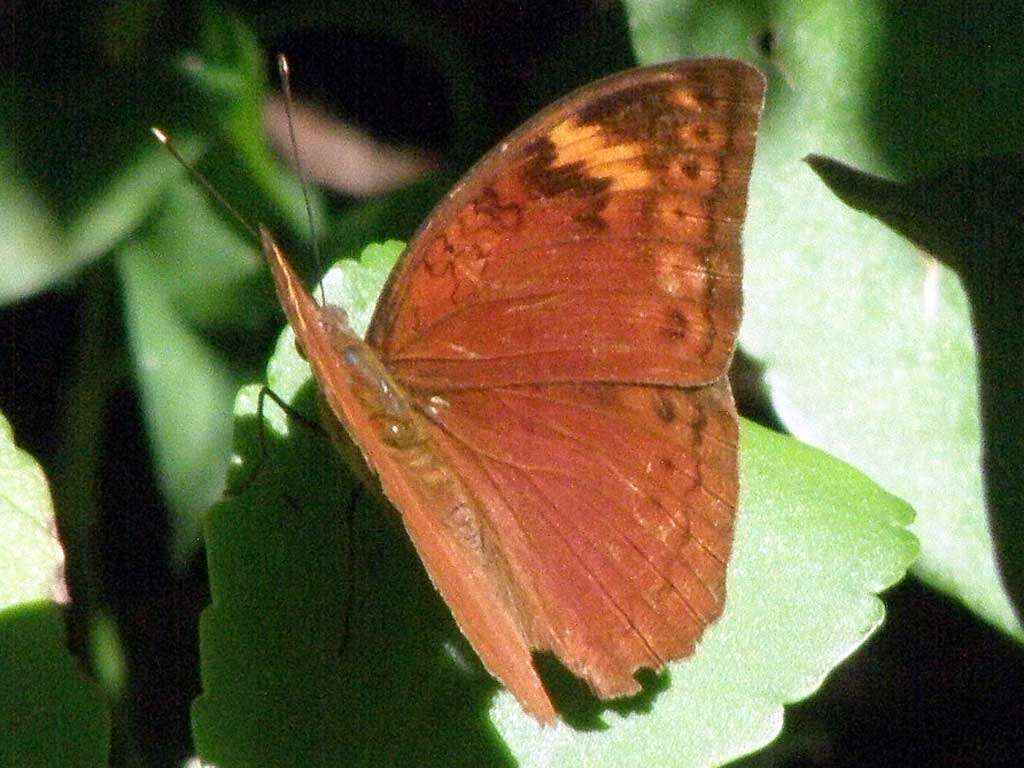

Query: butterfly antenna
left=150, top=127, right=259, bottom=241
left=276, top=53, right=326, bottom=306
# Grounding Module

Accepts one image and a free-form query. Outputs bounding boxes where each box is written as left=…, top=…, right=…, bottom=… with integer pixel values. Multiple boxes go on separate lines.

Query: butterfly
left=260, top=58, right=765, bottom=723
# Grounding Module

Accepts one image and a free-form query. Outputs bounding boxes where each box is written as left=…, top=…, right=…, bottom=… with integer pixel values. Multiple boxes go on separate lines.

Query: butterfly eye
left=373, top=414, right=421, bottom=450
left=319, top=305, right=354, bottom=333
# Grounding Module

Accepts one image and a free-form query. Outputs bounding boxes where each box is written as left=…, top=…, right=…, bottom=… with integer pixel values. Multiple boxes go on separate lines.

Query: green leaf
left=0, top=411, right=111, bottom=766
left=0, top=413, right=64, bottom=607
left=626, top=0, right=1024, bottom=638
left=116, top=235, right=247, bottom=560
left=184, top=9, right=321, bottom=238
left=0, top=124, right=186, bottom=306
left=805, top=153, right=1024, bottom=626
left=0, top=18, right=207, bottom=305
left=191, top=246, right=917, bottom=767
left=0, top=126, right=64, bottom=303
left=319, top=239, right=405, bottom=338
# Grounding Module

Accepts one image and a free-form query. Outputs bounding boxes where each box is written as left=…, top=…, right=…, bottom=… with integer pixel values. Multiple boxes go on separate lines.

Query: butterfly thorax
left=260, top=228, right=491, bottom=564
left=315, top=302, right=491, bottom=550
left=317, top=304, right=423, bottom=451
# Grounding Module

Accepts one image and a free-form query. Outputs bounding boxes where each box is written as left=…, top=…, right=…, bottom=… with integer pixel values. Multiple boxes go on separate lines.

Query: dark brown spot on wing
left=574, top=86, right=667, bottom=139
left=522, top=137, right=613, bottom=198
left=679, top=157, right=702, bottom=180
left=664, top=308, right=689, bottom=340
left=655, top=391, right=677, bottom=423
left=571, top=195, right=611, bottom=230
left=476, top=186, right=524, bottom=230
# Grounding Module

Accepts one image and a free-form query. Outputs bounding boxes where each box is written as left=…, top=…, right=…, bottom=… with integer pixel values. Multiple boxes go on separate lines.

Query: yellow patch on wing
left=547, top=118, right=653, bottom=192
left=665, top=88, right=704, bottom=112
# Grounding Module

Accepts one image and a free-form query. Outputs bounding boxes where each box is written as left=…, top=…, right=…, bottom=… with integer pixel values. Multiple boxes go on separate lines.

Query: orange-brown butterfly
left=260, top=58, right=765, bottom=723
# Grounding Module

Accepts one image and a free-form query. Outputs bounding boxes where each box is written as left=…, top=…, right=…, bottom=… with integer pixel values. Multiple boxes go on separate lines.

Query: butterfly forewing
left=368, top=59, right=764, bottom=390
left=369, top=58, right=762, bottom=708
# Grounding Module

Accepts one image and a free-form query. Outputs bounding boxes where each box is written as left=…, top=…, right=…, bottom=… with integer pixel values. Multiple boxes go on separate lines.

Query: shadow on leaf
left=194, top=373, right=517, bottom=766
left=535, top=651, right=671, bottom=731
left=807, top=153, right=1024, bottom=624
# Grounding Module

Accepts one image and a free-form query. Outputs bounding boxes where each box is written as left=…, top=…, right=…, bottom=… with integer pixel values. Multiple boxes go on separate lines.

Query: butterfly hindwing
left=420, top=379, right=739, bottom=697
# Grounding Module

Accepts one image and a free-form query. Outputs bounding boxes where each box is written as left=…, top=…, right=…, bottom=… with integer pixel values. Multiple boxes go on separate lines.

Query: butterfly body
left=261, top=58, right=765, bottom=723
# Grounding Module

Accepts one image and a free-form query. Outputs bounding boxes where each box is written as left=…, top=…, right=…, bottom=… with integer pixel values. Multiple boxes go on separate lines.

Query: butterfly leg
left=230, top=385, right=329, bottom=495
